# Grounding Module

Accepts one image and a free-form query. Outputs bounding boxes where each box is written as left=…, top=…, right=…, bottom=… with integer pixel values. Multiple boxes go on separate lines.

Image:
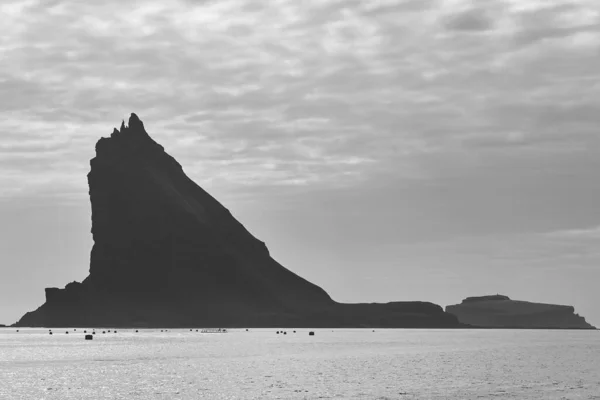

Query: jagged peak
left=95, top=113, right=166, bottom=160
left=128, top=113, right=144, bottom=132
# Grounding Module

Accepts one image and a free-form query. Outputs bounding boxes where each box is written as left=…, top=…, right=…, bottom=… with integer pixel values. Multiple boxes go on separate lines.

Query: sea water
left=1, top=328, right=599, bottom=399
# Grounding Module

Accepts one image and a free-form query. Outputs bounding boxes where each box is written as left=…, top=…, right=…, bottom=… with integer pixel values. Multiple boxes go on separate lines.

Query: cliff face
left=15, top=114, right=460, bottom=328
left=446, top=295, right=595, bottom=329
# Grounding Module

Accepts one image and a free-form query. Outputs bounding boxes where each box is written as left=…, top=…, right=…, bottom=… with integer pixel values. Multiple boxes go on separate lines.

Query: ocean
left=1, top=328, right=598, bottom=399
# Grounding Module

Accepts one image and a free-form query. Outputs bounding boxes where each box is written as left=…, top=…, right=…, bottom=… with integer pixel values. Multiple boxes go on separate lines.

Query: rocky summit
left=446, top=295, right=596, bottom=329
left=15, top=114, right=460, bottom=328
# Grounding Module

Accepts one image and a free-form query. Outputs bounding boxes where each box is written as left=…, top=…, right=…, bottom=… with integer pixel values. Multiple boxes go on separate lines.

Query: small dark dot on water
left=84, top=330, right=87, bottom=333
left=66, top=332, right=69, bottom=334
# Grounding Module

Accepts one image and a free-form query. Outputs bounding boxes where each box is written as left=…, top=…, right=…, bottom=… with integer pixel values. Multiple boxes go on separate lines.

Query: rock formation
left=14, top=114, right=461, bottom=328
left=446, top=295, right=596, bottom=329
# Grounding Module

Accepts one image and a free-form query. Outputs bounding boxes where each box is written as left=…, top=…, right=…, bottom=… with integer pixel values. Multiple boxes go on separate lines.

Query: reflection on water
left=1, top=328, right=599, bottom=399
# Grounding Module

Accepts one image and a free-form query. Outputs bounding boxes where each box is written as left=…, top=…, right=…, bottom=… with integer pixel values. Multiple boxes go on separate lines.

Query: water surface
left=1, top=328, right=599, bottom=399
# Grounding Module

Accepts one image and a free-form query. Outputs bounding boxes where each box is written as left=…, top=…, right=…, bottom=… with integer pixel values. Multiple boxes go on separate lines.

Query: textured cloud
left=0, top=0, right=599, bottom=202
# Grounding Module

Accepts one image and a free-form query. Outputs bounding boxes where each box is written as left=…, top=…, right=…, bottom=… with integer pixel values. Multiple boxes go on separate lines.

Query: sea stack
left=446, top=295, right=596, bottom=329
left=14, top=114, right=460, bottom=329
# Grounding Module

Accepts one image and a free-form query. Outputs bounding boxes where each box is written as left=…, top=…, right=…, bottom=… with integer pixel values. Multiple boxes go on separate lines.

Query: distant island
left=14, top=114, right=460, bottom=329
left=446, top=295, right=596, bottom=329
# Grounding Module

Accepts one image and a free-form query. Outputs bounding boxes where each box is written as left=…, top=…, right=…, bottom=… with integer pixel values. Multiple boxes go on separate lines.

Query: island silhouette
left=446, top=295, right=595, bottom=329
left=14, top=114, right=462, bottom=328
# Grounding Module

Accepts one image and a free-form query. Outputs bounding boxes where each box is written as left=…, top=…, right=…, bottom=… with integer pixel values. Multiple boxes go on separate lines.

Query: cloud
left=0, top=0, right=599, bottom=203
left=443, top=8, right=495, bottom=33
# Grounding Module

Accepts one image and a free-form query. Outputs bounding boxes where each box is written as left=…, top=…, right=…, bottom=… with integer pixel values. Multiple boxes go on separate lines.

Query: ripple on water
left=0, top=328, right=599, bottom=399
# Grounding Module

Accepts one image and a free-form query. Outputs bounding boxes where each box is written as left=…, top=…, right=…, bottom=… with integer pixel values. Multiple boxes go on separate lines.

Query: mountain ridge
left=15, top=114, right=461, bottom=328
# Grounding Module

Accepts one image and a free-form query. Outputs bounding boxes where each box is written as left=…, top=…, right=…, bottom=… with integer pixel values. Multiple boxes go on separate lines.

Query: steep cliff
left=14, top=114, right=460, bottom=328
left=446, top=295, right=595, bottom=329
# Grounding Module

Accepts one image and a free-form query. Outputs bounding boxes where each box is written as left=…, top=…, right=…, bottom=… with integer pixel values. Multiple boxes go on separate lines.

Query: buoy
left=16, top=330, right=19, bottom=332
left=293, top=331, right=296, bottom=333
left=114, top=330, right=117, bottom=333
left=49, top=332, right=53, bottom=335
left=66, top=331, right=69, bottom=334
left=136, top=330, right=139, bottom=333
left=246, top=329, right=249, bottom=331
left=309, top=332, right=315, bottom=336
left=84, top=330, right=87, bottom=333
left=85, top=335, right=93, bottom=340
left=284, top=332, right=287, bottom=335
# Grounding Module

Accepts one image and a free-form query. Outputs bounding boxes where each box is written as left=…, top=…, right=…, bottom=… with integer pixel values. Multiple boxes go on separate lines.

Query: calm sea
left=1, top=328, right=598, bottom=399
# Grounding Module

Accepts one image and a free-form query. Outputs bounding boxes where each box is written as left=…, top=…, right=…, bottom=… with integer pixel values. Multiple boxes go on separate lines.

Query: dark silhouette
left=446, top=295, right=596, bottom=329
left=85, top=335, right=93, bottom=340
left=14, top=114, right=461, bottom=329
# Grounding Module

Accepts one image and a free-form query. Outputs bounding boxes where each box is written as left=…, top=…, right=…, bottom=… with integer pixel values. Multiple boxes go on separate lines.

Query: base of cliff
left=14, top=283, right=461, bottom=328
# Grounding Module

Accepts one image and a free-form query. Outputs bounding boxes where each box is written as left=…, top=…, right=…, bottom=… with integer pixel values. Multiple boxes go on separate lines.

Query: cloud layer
left=1, top=0, right=599, bottom=201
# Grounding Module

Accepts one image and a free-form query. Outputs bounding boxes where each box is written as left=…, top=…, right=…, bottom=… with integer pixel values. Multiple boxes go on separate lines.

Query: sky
left=1, top=0, right=599, bottom=327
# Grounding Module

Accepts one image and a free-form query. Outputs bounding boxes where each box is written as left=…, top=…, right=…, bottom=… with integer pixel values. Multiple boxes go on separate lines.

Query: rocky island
left=446, top=295, right=596, bottom=329
left=14, top=114, right=461, bottom=329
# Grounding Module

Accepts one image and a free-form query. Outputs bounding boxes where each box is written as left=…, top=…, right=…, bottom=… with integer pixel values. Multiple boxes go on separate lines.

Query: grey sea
left=1, top=328, right=599, bottom=399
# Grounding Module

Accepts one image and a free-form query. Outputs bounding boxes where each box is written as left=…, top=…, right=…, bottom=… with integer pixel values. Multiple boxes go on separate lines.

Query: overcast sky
left=1, top=0, right=599, bottom=326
